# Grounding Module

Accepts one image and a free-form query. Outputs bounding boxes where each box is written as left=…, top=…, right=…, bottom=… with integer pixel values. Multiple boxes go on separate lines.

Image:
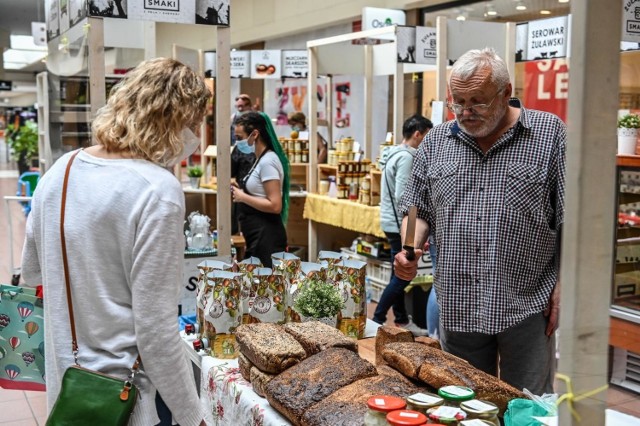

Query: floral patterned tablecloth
left=201, top=357, right=290, bottom=426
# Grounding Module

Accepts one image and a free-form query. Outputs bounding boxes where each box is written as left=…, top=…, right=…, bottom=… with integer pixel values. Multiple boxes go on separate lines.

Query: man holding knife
left=394, top=47, right=565, bottom=396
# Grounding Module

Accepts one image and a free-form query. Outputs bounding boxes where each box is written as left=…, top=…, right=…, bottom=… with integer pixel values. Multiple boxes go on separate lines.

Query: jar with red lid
left=386, top=409, right=428, bottom=426
left=364, top=395, right=407, bottom=426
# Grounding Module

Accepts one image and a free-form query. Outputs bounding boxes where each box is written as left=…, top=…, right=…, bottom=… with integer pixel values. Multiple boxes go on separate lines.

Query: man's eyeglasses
left=447, top=90, right=502, bottom=115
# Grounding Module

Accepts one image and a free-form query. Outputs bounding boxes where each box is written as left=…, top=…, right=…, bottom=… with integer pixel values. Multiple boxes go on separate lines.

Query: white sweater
left=21, top=150, right=204, bottom=426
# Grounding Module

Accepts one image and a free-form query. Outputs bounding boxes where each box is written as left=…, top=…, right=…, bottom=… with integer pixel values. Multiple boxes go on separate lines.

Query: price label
left=410, top=392, right=441, bottom=404
left=441, top=385, right=472, bottom=396
left=464, top=399, right=496, bottom=412
left=375, top=398, right=385, bottom=406
left=399, top=411, right=420, bottom=418
left=461, top=420, right=490, bottom=426
left=432, top=406, right=461, bottom=418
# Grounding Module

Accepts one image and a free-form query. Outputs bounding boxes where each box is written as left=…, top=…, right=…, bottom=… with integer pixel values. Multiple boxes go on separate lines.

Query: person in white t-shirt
left=231, top=112, right=290, bottom=267
left=21, top=58, right=209, bottom=426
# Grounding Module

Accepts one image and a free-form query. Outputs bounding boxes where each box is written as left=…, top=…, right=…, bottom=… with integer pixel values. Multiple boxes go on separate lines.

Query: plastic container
left=386, top=409, right=428, bottom=426
left=365, top=396, right=407, bottom=426
left=406, top=392, right=444, bottom=415
left=327, top=176, right=338, bottom=198
left=426, top=406, right=467, bottom=425
left=319, top=179, right=330, bottom=195
left=438, top=386, right=475, bottom=406
left=459, top=400, right=499, bottom=426
left=349, top=182, right=359, bottom=201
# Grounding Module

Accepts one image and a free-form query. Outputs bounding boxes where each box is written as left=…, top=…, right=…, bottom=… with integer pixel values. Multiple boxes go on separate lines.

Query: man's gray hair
left=449, top=47, right=510, bottom=91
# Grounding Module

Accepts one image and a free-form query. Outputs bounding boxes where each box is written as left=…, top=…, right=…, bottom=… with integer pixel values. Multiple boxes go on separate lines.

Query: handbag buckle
left=120, top=381, right=133, bottom=401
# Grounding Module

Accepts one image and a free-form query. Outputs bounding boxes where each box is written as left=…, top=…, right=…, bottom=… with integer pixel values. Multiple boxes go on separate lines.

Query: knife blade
left=403, top=206, right=418, bottom=261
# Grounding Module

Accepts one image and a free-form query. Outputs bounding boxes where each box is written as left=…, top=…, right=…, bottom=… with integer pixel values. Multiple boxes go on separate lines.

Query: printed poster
left=88, top=0, right=231, bottom=25
left=69, top=0, right=87, bottom=27
left=396, top=26, right=416, bottom=63
left=46, top=0, right=60, bottom=41
left=415, top=26, right=436, bottom=65
left=89, top=0, right=128, bottom=19
left=526, top=16, right=568, bottom=61
left=59, top=0, right=71, bottom=33
left=622, top=0, right=640, bottom=43
left=523, top=59, right=569, bottom=123
left=230, top=50, right=250, bottom=78
left=204, top=51, right=216, bottom=78
left=281, top=50, right=308, bottom=78
left=250, top=50, right=282, bottom=79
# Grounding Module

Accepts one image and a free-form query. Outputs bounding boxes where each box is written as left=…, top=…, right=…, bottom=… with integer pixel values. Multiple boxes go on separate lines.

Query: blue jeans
left=426, top=241, right=439, bottom=337
left=373, top=232, right=410, bottom=324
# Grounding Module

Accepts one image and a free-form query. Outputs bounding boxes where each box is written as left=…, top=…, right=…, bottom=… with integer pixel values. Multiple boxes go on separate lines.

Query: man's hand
left=544, top=282, right=560, bottom=336
left=394, top=248, right=423, bottom=281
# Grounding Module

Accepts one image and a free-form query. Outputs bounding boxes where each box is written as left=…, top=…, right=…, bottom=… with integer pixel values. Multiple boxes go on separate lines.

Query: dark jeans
left=155, top=391, right=175, bottom=425
left=373, top=232, right=410, bottom=324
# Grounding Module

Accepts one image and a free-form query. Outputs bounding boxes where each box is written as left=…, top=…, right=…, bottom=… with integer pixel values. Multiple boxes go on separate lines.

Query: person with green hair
left=231, top=111, right=290, bottom=267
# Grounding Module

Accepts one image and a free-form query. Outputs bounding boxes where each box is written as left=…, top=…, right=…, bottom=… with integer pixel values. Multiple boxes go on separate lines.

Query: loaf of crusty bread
left=381, top=341, right=431, bottom=378
left=238, top=352, right=252, bottom=382
left=383, top=342, right=526, bottom=414
left=235, top=323, right=306, bottom=374
left=374, top=325, right=414, bottom=366
left=415, top=335, right=442, bottom=350
left=250, top=366, right=275, bottom=398
left=264, top=347, right=377, bottom=426
left=301, top=373, right=428, bottom=426
left=283, top=321, right=358, bottom=356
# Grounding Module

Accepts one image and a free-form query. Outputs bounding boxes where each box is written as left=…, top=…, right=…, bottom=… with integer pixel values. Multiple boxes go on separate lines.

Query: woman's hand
left=231, top=186, right=246, bottom=204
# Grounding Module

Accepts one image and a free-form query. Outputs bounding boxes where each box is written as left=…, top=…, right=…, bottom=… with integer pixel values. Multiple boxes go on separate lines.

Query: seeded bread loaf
left=283, top=321, right=358, bottom=356
left=381, top=341, right=431, bottom=378
left=301, top=373, right=428, bottom=426
left=264, top=347, right=377, bottom=425
left=383, top=342, right=526, bottom=414
left=250, top=366, right=275, bottom=398
left=374, top=325, right=414, bottom=365
left=414, top=336, right=442, bottom=350
left=238, top=352, right=252, bottom=382
left=235, top=323, right=306, bottom=374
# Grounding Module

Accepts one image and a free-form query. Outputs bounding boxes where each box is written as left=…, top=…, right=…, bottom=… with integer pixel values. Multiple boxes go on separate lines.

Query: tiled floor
left=1, top=138, right=639, bottom=424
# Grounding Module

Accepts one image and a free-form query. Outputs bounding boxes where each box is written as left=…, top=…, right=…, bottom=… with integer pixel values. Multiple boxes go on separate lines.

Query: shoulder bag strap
left=60, top=150, right=140, bottom=371
left=383, top=149, right=414, bottom=230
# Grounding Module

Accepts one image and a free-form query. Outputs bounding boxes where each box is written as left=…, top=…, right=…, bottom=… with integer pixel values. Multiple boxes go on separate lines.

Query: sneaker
left=395, top=316, right=429, bottom=337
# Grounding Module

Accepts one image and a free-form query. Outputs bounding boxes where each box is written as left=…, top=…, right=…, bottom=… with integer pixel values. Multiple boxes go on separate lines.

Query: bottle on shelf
left=327, top=175, right=338, bottom=198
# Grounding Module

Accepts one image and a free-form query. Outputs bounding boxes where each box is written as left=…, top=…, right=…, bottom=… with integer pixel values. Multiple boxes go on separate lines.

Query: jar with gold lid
left=406, top=392, right=444, bottom=415
left=459, top=400, right=499, bottom=426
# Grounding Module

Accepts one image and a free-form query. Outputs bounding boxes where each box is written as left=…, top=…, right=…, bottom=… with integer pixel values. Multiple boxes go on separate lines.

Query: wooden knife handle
left=403, top=245, right=416, bottom=261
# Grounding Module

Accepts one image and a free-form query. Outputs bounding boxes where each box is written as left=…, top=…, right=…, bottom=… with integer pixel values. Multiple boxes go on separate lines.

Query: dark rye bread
left=301, top=373, right=429, bottom=426
left=283, top=321, right=358, bottom=356
left=374, top=325, right=414, bottom=366
left=235, top=323, right=306, bottom=374
left=250, top=366, right=275, bottom=398
left=383, top=342, right=526, bottom=414
left=381, top=341, right=431, bottom=378
left=238, top=352, right=252, bottom=382
left=264, top=347, right=377, bottom=426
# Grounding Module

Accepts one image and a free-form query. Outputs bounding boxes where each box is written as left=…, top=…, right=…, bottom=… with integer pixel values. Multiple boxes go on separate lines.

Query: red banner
left=523, top=59, right=569, bottom=123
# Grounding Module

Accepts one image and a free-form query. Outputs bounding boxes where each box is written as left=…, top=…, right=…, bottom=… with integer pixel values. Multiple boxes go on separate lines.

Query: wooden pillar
left=558, top=0, right=622, bottom=424
left=87, top=17, right=106, bottom=119
left=308, top=45, right=319, bottom=262
left=216, top=26, right=232, bottom=257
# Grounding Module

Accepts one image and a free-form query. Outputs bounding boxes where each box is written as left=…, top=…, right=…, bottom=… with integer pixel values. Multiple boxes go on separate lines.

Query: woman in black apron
left=231, top=112, right=290, bottom=267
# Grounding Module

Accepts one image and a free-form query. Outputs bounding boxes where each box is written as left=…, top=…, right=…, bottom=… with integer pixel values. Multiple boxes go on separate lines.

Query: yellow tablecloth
left=303, top=193, right=384, bottom=238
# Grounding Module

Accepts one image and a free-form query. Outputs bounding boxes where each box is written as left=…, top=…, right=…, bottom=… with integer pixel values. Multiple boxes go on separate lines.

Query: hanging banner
left=46, top=0, right=60, bottom=40
left=231, top=50, right=250, bottom=78
left=526, top=16, right=568, bottom=61
left=251, top=50, right=282, bottom=79
left=70, top=0, right=87, bottom=27
left=204, top=51, right=216, bottom=78
left=87, top=0, right=230, bottom=25
left=281, top=50, right=308, bottom=78
left=622, top=1, right=640, bottom=43
left=396, top=26, right=416, bottom=63
left=523, top=59, right=569, bottom=123
left=415, top=26, right=437, bottom=65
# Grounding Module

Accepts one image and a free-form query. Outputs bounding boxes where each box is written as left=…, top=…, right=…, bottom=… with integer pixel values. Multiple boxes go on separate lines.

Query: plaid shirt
left=400, top=99, right=566, bottom=334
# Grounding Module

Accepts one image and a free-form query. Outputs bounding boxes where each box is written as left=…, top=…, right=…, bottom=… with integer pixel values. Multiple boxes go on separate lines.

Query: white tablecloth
left=200, top=357, right=290, bottom=426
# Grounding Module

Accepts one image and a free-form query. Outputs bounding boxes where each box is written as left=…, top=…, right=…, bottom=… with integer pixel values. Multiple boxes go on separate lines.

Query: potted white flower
left=617, top=113, right=640, bottom=155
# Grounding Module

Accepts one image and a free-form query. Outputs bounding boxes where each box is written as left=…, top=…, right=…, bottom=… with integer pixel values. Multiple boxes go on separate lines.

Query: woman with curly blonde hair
left=21, top=58, right=209, bottom=426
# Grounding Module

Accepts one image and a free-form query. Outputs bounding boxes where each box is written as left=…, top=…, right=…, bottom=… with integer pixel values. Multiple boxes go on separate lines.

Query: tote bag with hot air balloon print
left=0, top=285, right=45, bottom=391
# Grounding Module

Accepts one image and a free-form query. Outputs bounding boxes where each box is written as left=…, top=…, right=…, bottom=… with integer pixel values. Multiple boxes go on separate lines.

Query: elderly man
left=394, top=47, right=565, bottom=395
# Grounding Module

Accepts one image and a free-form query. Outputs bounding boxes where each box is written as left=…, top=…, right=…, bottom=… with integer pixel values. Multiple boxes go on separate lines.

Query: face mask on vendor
left=235, top=130, right=258, bottom=154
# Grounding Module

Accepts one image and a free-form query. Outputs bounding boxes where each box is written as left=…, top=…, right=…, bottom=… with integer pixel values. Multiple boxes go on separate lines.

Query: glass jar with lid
left=437, top=385, right=475, bottom=407
left=459, top=400, right=499, bottom=426
left=364, top=395, right=407, bottom=426
left=459, top=419, right=496, bottom=426
left=386, top=409, right=428, bottom=426
left=406, top=392, right=444, bottom=415
left=426, top=405, right=467, bottom=426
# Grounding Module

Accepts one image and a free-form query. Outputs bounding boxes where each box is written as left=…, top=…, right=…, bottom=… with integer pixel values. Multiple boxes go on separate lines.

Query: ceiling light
left=558, top=0, right=569, bottom=3
left=540, top=9, right=551, bottom=14
left=515, top=1, right=527, bottom=10
left=456, top=14, right=467, bottom=21
left=485, top=4, right=498, bottom=16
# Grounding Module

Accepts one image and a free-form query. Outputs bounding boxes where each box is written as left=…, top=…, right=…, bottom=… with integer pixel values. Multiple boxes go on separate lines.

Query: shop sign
left=622, top=0, right=640, bottom=43
left=250, top=50, right=282, bottom=79
left=362, top=7, right=405, bottom=41
left=45, top=0, right=60, bottom=41
left=396, top=26, right=416, bottom=63
left=0, top=81, right=12, bottom=91
left=231, top=50, right=250, bottom=79
left=415, top=26, right=437, bottom=65
left=281, top=50, right=308, bottom=78
left=526, top=16, right=568, bottom=61
left=88, top=0, right=230, bottom=26
left=523, top=59, right=569, bottom=123
left=204, top=51, right=216, bottom=78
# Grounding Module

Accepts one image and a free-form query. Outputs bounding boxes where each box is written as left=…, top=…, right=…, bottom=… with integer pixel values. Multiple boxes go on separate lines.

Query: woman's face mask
left=167, top=128, right=201, bottom=167
left=235, top=131, right=256, bottom=154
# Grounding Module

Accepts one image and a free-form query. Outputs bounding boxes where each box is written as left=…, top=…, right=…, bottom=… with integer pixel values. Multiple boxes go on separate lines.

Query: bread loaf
left=238, top=352, right=252, bottom=382
left=250, top=366, right=275, bottom=398
left=382, top=342, right=527, bottom=414
left=235, top=323, right=306, bottom=374
left=264, top=347, right=377, bottom=425
left=374, top=325, right=414, bottom=365
left=283, top=321, right=358, bottom=356
left=301, top=374, right=428, bottom=426
left=415, top=336, right=442, bottom=350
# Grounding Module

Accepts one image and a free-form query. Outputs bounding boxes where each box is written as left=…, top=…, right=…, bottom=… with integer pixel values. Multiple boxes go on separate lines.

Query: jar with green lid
left=426, top=405, right=467, bottom=425
left=406, top=392, right=444, bottom=415
left=459, top=400, right=499, bottom=426
left=386, top=409, right=428, bottom=426
left=364, top=395, right=407, bottom=426
left=438, top=385, right=475, bottom=406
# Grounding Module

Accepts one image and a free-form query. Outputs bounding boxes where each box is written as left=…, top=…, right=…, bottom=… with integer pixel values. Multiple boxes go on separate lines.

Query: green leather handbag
left=46, top=151, right=140, bottom=426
